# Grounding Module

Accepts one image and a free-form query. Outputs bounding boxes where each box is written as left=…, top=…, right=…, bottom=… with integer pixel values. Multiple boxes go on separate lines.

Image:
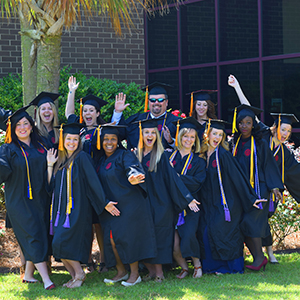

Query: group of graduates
left=0, top=74, right=300, bottom=290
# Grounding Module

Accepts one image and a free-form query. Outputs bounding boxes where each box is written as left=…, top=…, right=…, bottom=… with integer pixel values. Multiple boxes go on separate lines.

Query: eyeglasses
left=149, top=98, right=166, bottom=103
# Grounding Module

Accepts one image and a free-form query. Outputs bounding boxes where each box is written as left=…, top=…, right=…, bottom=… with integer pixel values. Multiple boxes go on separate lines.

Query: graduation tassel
left=277, top=114, right=281, bottom=141
left=269, top=194, right=275, bottom=212
left=250, top=136, right=255, bottom=189
left=96, top=125, right=101, bottom=150
left=49, top=192, right=54, bottom=235
left=63, top=214, right=70, bottom=228
left=176, top=211, right=185, bottom=226
left=63, top=162, right=73, bottom=229
left=204, top=119, right=211, bottom=145
left=55, top=169, right=65, bottom=227
left=144, top=86, right=149, bottom=113
left=138, top=121, right=143, bottom=150
left=189, top=92, right=194, bottom=117
left=232, top=107, right=237, bottom=134
left=79, top=98, right=83, bottom=123
left=58, top=124, right=64, bottom=151
left=175, top=120, right=180, bottom=147
left=224, top=206, right=231, bottom=222
left=4, top=117, right=12, bottom=143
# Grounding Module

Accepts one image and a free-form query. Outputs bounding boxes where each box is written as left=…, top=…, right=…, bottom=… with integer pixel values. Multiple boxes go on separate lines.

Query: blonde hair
left=36, top=102, right=59, bottom=143
left=137, top=128, right=164, bottom=172
left=54, top=133, right=83, bottom=175
left=199, top=127, right=229, bottom=159
left=176, top=128, right=200, bottom=153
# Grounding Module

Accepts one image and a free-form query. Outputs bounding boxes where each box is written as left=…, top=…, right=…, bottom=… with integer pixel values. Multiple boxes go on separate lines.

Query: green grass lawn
left=1, top=253, right=299, bottom=300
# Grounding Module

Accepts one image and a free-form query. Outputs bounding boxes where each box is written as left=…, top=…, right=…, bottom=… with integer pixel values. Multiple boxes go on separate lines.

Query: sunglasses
left=149, top=98, right=166, bottom=103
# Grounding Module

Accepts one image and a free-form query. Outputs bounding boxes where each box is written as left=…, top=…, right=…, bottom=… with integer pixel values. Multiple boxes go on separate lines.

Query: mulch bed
left=1, top=210, right=300, bottom=274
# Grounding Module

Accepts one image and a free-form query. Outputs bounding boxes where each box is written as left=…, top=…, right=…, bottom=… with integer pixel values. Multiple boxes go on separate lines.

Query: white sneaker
left=121, top=276, right=142, bottom=287
left=104, top=273, right=129, bottom=283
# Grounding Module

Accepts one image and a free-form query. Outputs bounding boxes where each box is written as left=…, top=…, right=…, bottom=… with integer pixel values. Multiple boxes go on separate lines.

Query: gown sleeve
left=0, top=144, right=13, bottom=183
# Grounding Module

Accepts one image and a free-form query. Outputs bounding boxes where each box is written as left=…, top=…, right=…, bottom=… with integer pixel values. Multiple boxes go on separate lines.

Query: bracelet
left=69, top=91, right=72, bottom=94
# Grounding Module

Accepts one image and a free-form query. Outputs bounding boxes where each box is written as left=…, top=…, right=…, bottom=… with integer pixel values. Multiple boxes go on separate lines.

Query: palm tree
left=0, top=0, right=172, bottom=105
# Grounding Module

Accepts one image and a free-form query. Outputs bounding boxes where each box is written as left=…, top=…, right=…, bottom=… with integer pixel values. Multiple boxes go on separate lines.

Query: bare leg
left=154, top=264, right=164, bottom=279
left=191, top=257, right=202, bottom=278
left=109, top=237, right=127, bottom=280
left=125, top=261, right=140, bottom=283
left=61, top=259, right=85, bottom=288
left=87, top=228, right=96, bottom=272
left=23, top=261, right=36, bottom=282
left=173, top=230, right=188, bottom=279
left=34, top=262, right=53, bottom=289
left=143, top=262, right=156, bottom=277
left=94, top=223, right=108, bottom=272
left=266, top=245, right=278, bottom=263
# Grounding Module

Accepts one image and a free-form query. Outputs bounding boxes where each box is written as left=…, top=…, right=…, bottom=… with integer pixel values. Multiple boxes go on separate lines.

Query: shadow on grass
left=1, top=253, right=300, bottom=299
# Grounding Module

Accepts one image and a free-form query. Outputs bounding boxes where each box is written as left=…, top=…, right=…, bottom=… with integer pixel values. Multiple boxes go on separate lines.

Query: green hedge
left=0, top=66, right=145, bottom=123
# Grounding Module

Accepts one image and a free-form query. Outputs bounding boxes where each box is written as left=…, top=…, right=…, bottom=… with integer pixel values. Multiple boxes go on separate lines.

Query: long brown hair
left=136, top=128, right=164, bottom=172
left=53, top=133, right=83, bottom=175
left=192, top=100, right=217, bottom=120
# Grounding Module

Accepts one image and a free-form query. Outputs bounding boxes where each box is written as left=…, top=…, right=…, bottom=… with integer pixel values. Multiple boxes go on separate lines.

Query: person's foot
left=142, top=273, right=155, bottom=282
left=104, top=273, right=128, bottom=283
left=154, top=275, right=165, bottom=283
left=126, top=273, right=140, bottom=284
left=67, top=272, right=86, bottom=288
left=252, top=256, right=266, bottom=268
left=176, top=269, right=189, bottom=279
left=267, top=249, right=279, bottom=264
left=193, top=266, right=202, bottom=278
left=63, top=278, right=74, bottom=287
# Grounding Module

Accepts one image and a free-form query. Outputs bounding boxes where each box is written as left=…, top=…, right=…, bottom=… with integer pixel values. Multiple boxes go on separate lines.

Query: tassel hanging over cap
left=58, top=124, right=64, bottom=151
left=79, top=98, right=83, bottom=123
left=138, top=121, right=143, bottom=149
left=277, top=114, right=281, bottom=142
left=232, top=107, right=237, bottom=134
left=204, top=118, right=211, bottom=145
left=144, top=86, right=149, bottom=113
left=4, top=117, right=12, bottom=143
left=175, top=120, right=180, bottom=147
left=189, top=92, right=194, bottom=117
left=96, top=125, right=101, bottom=150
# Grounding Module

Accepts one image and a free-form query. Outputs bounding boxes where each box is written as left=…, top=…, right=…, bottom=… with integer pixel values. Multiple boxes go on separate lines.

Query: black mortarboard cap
left=29, top=92, right=60, bottom=107
left=187, top=90, right=218, bottom=102
left=133, top=117, right=164, bottom=129
left=5, top=105, right=32, bottom=127
left=172, top=117, right=203, bottom=131
left=77, top=95, right=108, bottom=110
left=208, top=119, right=230, bottom=131
left=143, top=82, right=173, bottom=96
left=270, top=113, right=299, bottom=126
left=98, top=124, right=127, bottom=136
left=235, top=104, right=263, bottom=120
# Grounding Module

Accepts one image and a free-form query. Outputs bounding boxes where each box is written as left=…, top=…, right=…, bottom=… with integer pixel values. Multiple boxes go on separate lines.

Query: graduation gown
left=233, top=136, right=284, bottom=238
left=50, top=151, right=107, bottom=263
left=0, top=106, right=11, bottom=131
left=97, top=148, right=156, bottom=268
left=0, top=142, right=50, bottom=263
left=165, top=150, right=206, bottom=259
left=141, top=152, right=194, bottom=264
left=119, top=112, right=179, bottom=149
left=199, top=146, right=258, bottom=263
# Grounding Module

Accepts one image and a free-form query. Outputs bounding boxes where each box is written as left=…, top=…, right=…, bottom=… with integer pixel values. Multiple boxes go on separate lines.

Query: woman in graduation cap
left=46, top=119, right=119, bottom=288
left=229, top=74, right=300, bottom=263
left=94, top=124, right=156, bottom=286
left=189, top=90, right=218, bottom=141
left=165, top=117, right=206, bottom=279
left=198, top=119, right=265, bottom=274
left=0, top=106, right=55, bottom=289
left=65, top=76, right=109, bottom=272
left=135, top=118, right=200, bottom=283
left=231, top=104, right=284, bottom=270
left=29, top=92, right=60, bottom=149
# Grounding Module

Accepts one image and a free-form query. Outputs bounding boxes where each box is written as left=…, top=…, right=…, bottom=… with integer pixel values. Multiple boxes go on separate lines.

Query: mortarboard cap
left=29, top=92, right=60, bottom=107
left=208, top=119, right=230, bottom=131
left=187, top=90, right=217, bottom=116
left=77, top=95, right=108, bottom=110
left=270, top=113, right=299, bottom=126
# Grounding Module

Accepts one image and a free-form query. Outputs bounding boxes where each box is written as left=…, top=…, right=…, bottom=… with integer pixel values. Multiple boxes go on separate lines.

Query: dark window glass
left=220, top=63, right=260, bottom=122
left=219, top=0, right=258, bottom=61
left=262, top=0, right=300, bottom=56
left=148, top=71, right=180, bottom=109
left=181, top=67, right=217, bottom=114
left=147, top=8, right=178, bottom=69
left=181, top=0, right=216, bottom=66
left=263, top=58, right=300, bottom=128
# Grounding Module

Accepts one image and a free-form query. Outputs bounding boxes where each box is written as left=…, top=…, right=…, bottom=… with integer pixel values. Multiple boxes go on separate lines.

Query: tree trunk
left=36, top=34, right=62, bottom=94
left=19, top=3, right=37, bottom=110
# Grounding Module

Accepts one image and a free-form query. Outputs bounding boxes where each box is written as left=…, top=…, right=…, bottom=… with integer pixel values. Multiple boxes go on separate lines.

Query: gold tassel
left=58, top=124, right=64, bottom=151
left=138, top=121, right=143, bottom=149
left=250, top=136, right=254, bottom=188
left=232, top=107, right=237, bottom=134
left=277, top=114, right=281, bottom=141
left=97, top=125, right=101, bottom=150
left=189, top=92, right=194, bottom=117
left=175, top=120, right=180, bottom=147
left=204, top=119, right=211, bottom=145
left=79, top=98, right=83, bottom=123
left=144, top=86, right=149, bottom=113
left=4, top=117, right=12, bottom=143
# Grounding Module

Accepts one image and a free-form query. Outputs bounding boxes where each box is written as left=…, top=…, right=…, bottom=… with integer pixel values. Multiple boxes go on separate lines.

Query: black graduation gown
left=50, top=151, right=107, bottom=263
left=97, top=148, right=156, bottom=268
left=119, top=112, right=180, bottom=149
left=199, top=146, right=258, bottom=261
left=42, top=129, right=57, bottom=150
left=0, top=142, right=50, bottom=263
left=141, top=152, right=194, bottom=264
left=165, top=150, right=206, bottom=259
left=233, top=136, right=284, bottom=238
left=0, top=107, right=11, bottom=131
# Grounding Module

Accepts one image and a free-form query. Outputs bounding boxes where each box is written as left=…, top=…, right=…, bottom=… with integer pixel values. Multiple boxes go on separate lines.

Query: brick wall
left=0, top=9, right=145, bottom=86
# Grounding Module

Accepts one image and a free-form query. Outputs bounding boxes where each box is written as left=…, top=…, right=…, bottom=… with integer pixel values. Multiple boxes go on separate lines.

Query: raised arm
left=65, top=76, right=80, bottom=118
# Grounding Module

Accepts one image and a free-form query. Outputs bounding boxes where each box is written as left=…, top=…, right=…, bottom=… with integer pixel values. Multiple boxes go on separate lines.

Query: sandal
left=63, top=278, right=74, bottom=287
left=193, top=266, right=202, bottom=278
left=67, top=272, right=86, bottom=289
left=176, top=269, right=189, bottom=279
left=142, top=273, right=155, bottom=282
left=20, top=265, right=25, bottom=280
left=22, top=279, right=40, bottom=284
left=154, top=276, right=165, bottom=283
left=45, top=283, right=56, bottom=290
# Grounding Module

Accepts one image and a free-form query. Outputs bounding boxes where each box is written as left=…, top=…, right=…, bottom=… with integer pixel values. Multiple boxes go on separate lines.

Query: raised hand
left=128, top=173, right=145, bottom=185
left=188, top=199, right=200, bottom=212
left=68, top=76, right=80, bottom=92
left=115, top=92, right=129, bottom=113
left=105, top=201, right=121, bottom=216
left=163, top=125, right=173, bottom=144
left=47, top=148, right=58, bottom=167
left=228, top=74, right=240, bottom=89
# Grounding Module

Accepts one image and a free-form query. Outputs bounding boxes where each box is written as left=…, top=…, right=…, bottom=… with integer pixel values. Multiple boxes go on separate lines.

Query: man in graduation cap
left=112, top=82, right=180, bottom=149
